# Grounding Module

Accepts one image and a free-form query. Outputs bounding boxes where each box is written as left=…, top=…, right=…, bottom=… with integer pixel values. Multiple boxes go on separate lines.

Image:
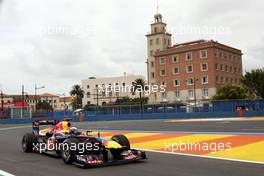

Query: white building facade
left=82, top=74, right=145, bottom=106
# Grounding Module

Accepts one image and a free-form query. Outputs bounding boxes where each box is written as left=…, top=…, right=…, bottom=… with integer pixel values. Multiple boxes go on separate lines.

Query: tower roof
left=154, top=13, right=163, bottom=23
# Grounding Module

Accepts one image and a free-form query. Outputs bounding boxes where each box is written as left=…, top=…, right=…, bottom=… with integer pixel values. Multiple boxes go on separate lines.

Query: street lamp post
left=35, top=84, right=45, bottom=112
left=57, top=93, right=66, bottom=115
left=193, top=78, right=199, bottom=108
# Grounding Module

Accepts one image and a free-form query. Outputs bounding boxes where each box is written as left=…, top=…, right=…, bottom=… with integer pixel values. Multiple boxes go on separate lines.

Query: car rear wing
left=32, top=120, right=58, bottom=135
left=32, top=118, right=73, bottom=135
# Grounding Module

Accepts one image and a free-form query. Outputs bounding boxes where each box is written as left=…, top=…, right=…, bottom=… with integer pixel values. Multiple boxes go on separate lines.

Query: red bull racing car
left=22, top=119, right=147, bottom=168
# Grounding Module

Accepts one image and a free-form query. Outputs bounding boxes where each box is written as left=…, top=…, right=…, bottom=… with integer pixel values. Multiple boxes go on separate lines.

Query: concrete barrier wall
left=1, top=111, right=264, bottom=124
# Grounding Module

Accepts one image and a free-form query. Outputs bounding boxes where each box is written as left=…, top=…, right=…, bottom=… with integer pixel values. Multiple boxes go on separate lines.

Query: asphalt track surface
left=0, top=119, right=264, bottom=176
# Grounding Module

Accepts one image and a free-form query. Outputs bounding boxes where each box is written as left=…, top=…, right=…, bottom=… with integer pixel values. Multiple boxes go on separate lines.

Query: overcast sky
left=0, top=0, right=263, bottom=95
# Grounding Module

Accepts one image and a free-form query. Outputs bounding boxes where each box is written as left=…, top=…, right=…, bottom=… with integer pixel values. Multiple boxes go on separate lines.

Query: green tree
left=36, top=101, right=53, bottom=111
left=115, top=96, right=149, bottom=105
left=115, top=96, right=131, bottom=105
left=241, top=68, right=264, bottom=98
left=131, top=78, right=148, bottom=112
left=70, top=85, right=84, bottom=110
left=213, top=84, right=249, bottom=100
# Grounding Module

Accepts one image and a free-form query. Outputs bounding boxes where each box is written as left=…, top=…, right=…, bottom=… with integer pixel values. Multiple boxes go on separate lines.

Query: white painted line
left=0, top=170, right=15, bottom=176
left=0, top=126, right=31, bottom=131
left=135, top=148, right=264, bottom=165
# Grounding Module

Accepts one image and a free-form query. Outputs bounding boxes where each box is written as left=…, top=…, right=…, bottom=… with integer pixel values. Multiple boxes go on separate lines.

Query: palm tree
left=131, top=78, right=148, bottom=112
left=70, top=85, right=84, bottom=110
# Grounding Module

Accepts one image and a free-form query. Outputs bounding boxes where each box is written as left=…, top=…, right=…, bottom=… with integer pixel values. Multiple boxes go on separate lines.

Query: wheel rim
left=63, top=149, right=70, bottom=161
left=22, top=138, right=27, bottom=151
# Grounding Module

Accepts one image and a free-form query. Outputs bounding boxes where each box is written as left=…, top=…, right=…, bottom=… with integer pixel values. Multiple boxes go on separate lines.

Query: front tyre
left=111, top=134, right=130, bottom=149
left=61, top=138, right=79, bottom=164
left=22, top=133, right=37, bottom=153
left=110, top=135, right=130, bottom=160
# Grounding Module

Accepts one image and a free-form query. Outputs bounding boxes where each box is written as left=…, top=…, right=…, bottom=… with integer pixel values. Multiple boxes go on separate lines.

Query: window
left=160, top=57, right=166, bottom=64
left=151, top=61, right=154, bottom=67
left=87, top=85, right=90, bottom=89
left=173, top=67, right=180, bottom=75
left=188, top=89, right=194, bottom=98
left=186, top=52, right=192, bottom=61
left=162, top=92, right=167, bottom=100
left=161, top=81, right=167, bottom=87
left=187, top=77, right=194, bottom=85
left=102, top=90, right=106, bottom=96
left=216, top=76, right=219, bottom=82
left=160, top=69, right=166, bottom=76
left=230, top=66, right=233, bottom=72
left=221, top=77, right=224, bottom=83
left=200, top=50, right=207, bottom=59
left=225, top=65, right=228, bottom=72
left=87, top=92, right=91, bottom=98
left=219, top=52, right=222, bottom=58
left=201, top=76, right=208, bottom=84
left=234, top=67, right=237, bottom=73
left=186, top=65, right=193, bottom=73
left=151, top=72, right=155, bottom=78
left=122, top=83, right=125, bottom=87
left=154, top=27, right=157, bottom=33
left=201, top=63, right=208, bottom=71
left=202, top=89, right=209, bottom=97
left=215, top=63, right=218, bottom=70
left=150, top=50, right=153, bottom=56
left=173, top=79, right=180, bottom=87
left=220, top=64, right=223, bottom=71
left=156, top=38, right=159, bottom=45
left=150, top=39, right=153, bottom=46
left=225, top=77, right=229, bottom=83
left=175, top=91, right=180, bottom=99
left=172, top=55, right=179, bottom=63
left=95, top=84, right=98, bottom=88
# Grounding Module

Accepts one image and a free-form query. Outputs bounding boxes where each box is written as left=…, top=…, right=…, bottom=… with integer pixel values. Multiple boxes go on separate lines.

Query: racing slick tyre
left=22, top=133, right=37, bottom=153
left=111, top=134, right=130, bottom=149
left=111, top=135, right=130, bottom=160
left=61, top=138, right=79, bottom=164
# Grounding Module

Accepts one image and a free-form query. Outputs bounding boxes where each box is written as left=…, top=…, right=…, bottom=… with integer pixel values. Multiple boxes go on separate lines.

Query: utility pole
left=34, top=84, right=37, bottom=112
left=34, top=84, right=45, bottom=112
left=96, top=88, right=99, bottom=107
left=22, top=85, right=25, bottom=118
left=1, top=90, right=3, bottom=113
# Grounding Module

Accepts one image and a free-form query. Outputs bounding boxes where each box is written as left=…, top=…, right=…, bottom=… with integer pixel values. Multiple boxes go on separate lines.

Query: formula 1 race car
left=22, top=119, right=147, bottom=168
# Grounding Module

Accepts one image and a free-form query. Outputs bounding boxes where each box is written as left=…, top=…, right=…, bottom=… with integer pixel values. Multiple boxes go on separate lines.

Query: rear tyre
left=22, top=133, right=37, bottom=153
left=61, top=138, right=79, bottom=164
